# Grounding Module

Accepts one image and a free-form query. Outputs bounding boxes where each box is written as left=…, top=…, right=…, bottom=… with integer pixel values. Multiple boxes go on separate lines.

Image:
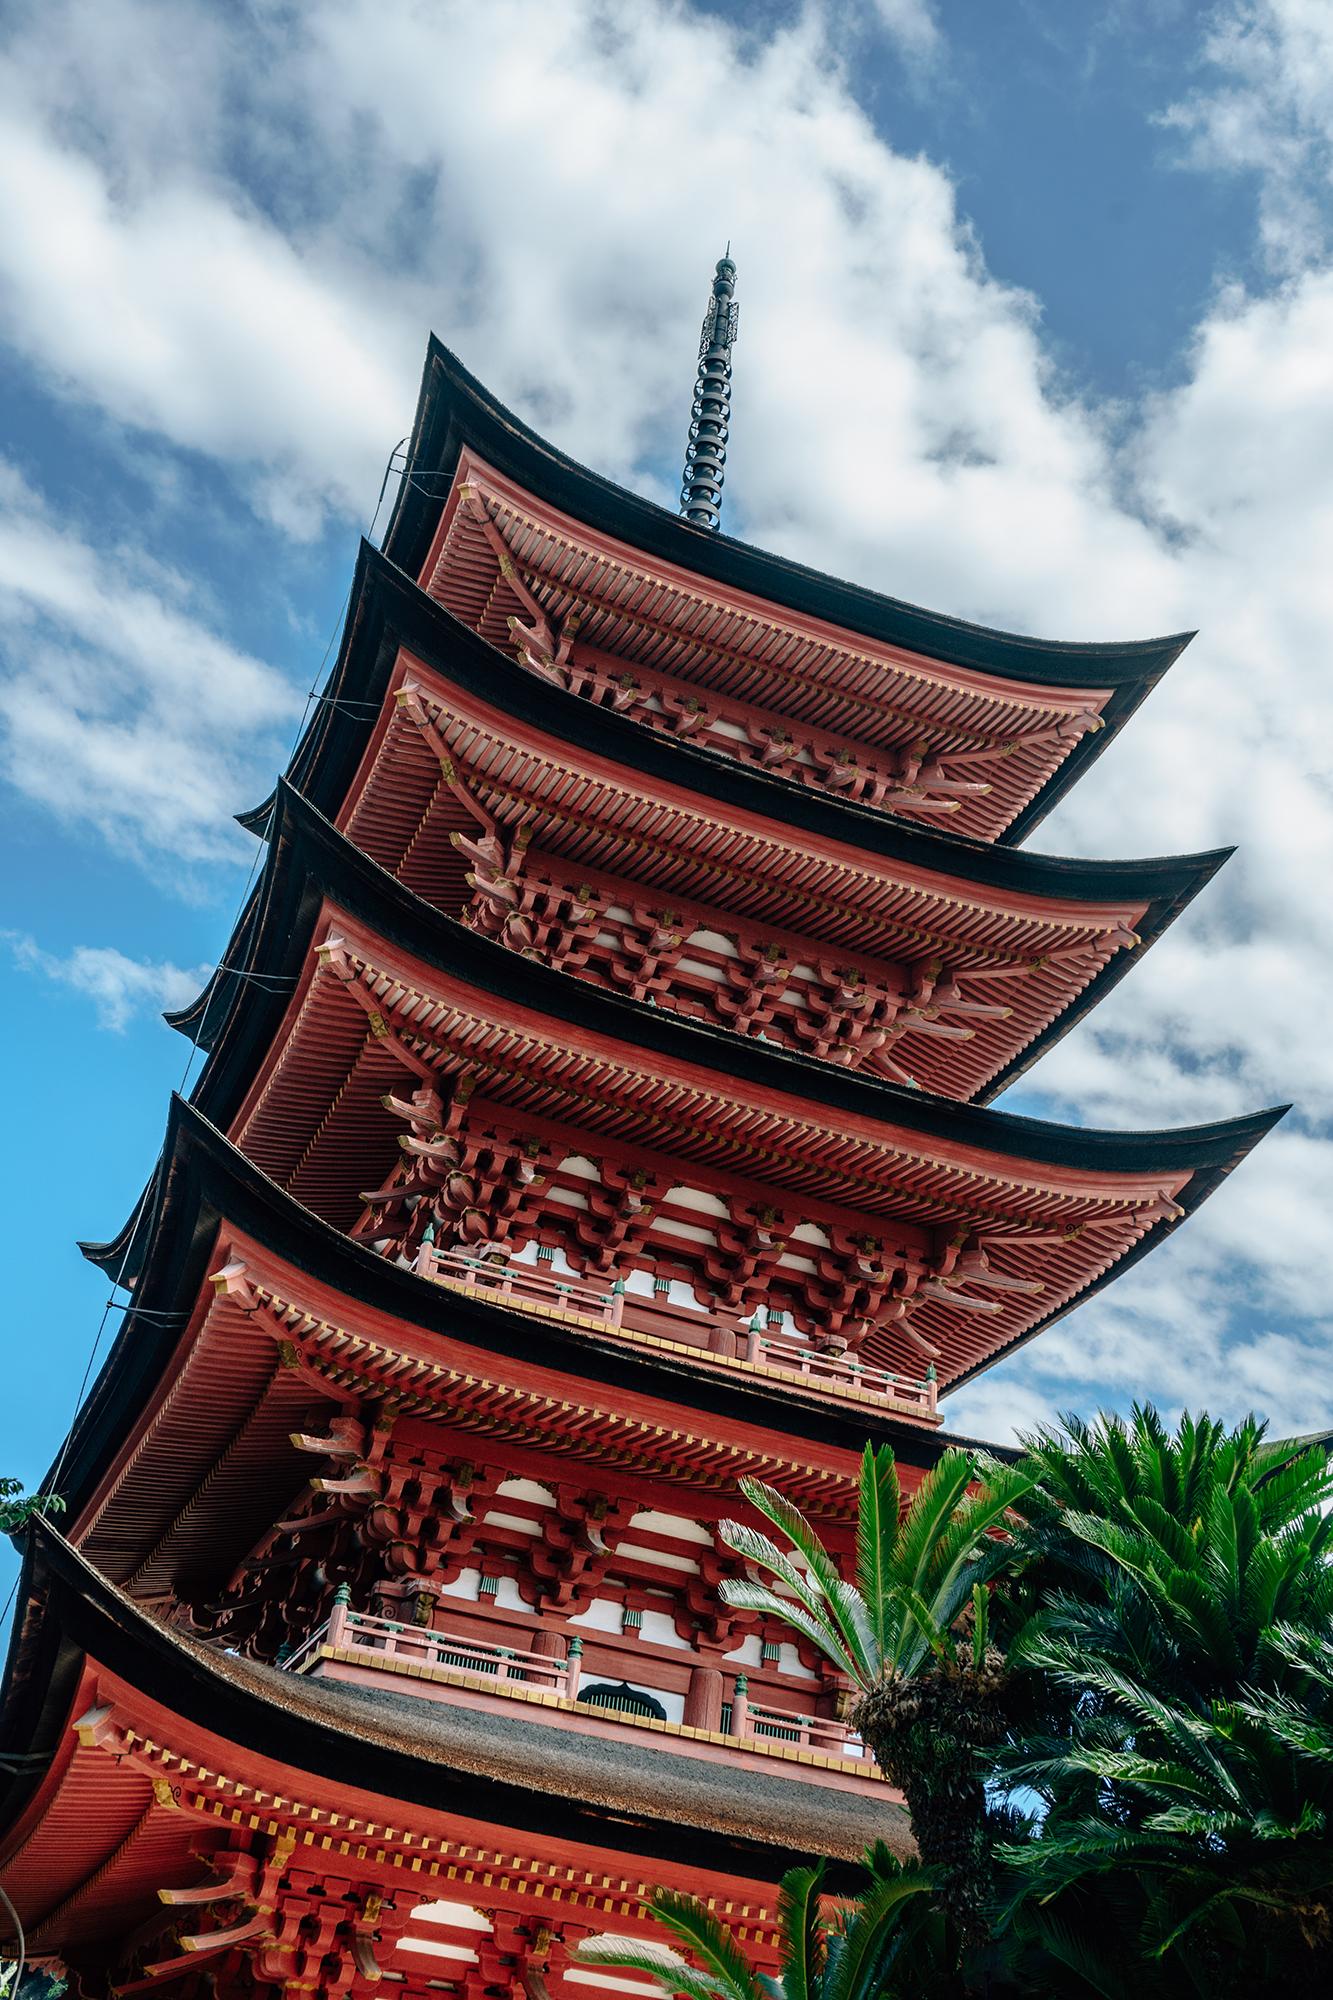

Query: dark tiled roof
left=1, top=1527, right=909, bottom=1877
left=380, top=342, right=1195, bottom=844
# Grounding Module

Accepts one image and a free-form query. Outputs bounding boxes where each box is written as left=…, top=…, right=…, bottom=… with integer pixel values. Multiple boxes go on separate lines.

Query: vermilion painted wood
left=329, top=647, right=1150, bottom=1101
left=417, top=451, right=1111, bottom=843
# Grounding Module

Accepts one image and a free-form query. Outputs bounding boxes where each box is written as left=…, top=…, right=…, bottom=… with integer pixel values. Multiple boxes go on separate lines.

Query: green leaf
left=970, top=1581, right=988, bottom=1671
left=647, top=1891, right=765, bottom=2000
left=853, top=1443, right=899, bottom=1668
left=734, top=1479, right=878, bottom=1681
left=821, top=1863, right=935, bottom=2000
left=774, top=1863, right=824, bottom=2000
left=573, top=1938, right=734, bottom=2000
left=718, top=1578, right=865, bottom=1685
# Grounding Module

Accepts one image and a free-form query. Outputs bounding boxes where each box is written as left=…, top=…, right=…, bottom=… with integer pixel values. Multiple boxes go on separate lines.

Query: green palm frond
left=730, top=1480, right=879, bottom=1682
left=716, top=1519, right=867, bottom=1667
left=573, top=1937, right=740, bottom=2000
left=853, top=1443, right=899, bottom=1665
left=892, top=1582, right=956, bottom=1668
left=716, top=1577, right=864, bottom=1685
left=647, top=1891, right=767, bottom=2000
left=888, top=1451, right=976, bottom=1602
left=1023, top=1912, right=1129, bottom=2000
left=908, top=1462, right=1035, bottom=1639
left=820, top=1863, right=935, bottom=2000
left=774, top=1864, right=823, bottom=2000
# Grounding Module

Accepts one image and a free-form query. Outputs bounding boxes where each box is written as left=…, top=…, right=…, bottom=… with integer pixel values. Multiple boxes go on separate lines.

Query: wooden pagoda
left=0, top=306, right=1282, bottom=2000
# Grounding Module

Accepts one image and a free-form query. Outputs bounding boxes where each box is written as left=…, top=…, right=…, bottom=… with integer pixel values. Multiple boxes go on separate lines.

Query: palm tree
left=574, top=1845, right=953, bottom=2000
left=1003, top=1408, right=1333, bottom=1696
left=994, top=1628, right=1333, bottom=1995
left=992, top=1409, right=1333, bottom=1995
left=715, top=1444, right=1034, bottom=1949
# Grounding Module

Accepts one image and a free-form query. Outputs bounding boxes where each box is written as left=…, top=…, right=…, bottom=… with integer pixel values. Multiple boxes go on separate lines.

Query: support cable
left=0, top=436, right=416, bottom=1649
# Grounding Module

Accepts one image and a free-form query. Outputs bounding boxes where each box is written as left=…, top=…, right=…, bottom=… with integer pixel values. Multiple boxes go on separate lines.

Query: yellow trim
left=314, top=1642, right=887, bottom=1783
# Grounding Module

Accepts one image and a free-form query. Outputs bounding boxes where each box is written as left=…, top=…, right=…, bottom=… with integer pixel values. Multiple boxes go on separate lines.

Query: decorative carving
left=525, top=1488, right=638, bottom=1612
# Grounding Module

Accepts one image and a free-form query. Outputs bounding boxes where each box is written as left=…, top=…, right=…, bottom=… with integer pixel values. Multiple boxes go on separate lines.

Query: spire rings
left=680, top=253, right=738, bottom=532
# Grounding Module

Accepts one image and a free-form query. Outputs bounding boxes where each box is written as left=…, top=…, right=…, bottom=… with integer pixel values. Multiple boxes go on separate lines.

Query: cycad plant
left=575, top=1845, right=952, bottom=2000
left=1007, top=1408, right=1333, bottom=1692
left=994, top=1409, right=1333, bottom=1993
left=994, top=1626, right=1333, bottom=1996
left=716, top=1445, right=1033, bottom=1947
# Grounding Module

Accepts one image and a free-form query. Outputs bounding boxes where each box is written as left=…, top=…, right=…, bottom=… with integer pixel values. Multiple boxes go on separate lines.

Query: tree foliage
left=575, top=1847, right=951, bottom=2000
left=716, top=1445, right=1031, bottom=1951
left=995, top=1407, right=1333, bottom=1994
left=679, top=1407, right=1333, bottom=1997
left=0, top=1479, right=62, bottom=1537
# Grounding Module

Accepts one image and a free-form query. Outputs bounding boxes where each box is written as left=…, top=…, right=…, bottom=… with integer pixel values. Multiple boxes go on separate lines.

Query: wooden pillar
left=531, top=1626, right=564, bottom=1692
left=683, top=1664, right=724, bottom=1733
left=327, top=1583, right=351, bottom=1648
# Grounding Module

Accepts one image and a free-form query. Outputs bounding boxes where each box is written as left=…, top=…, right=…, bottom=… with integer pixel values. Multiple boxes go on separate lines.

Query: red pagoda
left=0, top=260, right=1281, bottom=1999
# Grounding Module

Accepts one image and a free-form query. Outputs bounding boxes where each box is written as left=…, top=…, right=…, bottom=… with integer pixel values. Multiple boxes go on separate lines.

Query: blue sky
left=3, top=0, right=1333, bottom=1617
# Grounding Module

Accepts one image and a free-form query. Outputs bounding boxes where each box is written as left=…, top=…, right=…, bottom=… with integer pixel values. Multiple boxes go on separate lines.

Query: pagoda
left=0, top=260, right=1281, bottom=2000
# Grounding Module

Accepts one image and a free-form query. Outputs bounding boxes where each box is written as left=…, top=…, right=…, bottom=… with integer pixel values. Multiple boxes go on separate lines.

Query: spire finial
left=680, top=252, right=738, bottom=532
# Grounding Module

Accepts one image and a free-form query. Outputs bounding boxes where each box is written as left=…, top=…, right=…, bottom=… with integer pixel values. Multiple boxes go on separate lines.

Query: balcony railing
left=413, top=1242, right=625, bottom=1328
left=286, top=1601, right=878, bottom=1776
left=285, top=1602, right=579, bottom=1690
left=412, top=1242, right=938, bottom=1419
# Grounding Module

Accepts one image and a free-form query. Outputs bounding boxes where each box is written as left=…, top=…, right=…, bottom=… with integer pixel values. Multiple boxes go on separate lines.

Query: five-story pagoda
left=0, top=261, right=1281, bottom=2000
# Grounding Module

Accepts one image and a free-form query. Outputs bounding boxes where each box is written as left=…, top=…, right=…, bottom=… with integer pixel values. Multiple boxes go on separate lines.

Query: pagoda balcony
left=410, top=1240, right=940, bottom=1423
left=285, top=1598, right=887, bottom=1798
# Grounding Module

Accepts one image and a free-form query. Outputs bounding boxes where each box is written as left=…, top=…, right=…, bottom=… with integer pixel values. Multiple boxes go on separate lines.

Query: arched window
left=577, top=1680, right=667, bottom=1721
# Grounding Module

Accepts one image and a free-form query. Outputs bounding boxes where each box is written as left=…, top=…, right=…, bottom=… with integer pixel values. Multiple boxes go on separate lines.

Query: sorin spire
left=679, top=252, right=738, bottom=531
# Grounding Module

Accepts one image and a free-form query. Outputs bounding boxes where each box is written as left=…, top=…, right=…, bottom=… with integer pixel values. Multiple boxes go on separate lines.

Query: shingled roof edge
left=378, top=341, right=1194, bottom=845
left=0, top=1523, right=904, bottom=1879
left=385, top=341, right=1191, bottom=688
left=260, top=541, right=1230, bottom=906
left=64, top=1092, right=1006, bottom=1536
left=173, top=777, right=1284, bottom=1180
left=206, top=546, right=1229, bottom=1104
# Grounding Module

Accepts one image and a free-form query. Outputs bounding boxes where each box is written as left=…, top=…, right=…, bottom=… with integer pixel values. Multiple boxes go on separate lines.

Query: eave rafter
left=5, top=1535, right=908, bottom=1979
left=215, top=1258, right=858, bottom=1512
left=426, top=464, right=1109, bottom=841
left=404, top=681, right=1139, bottom=1095
left=312, top=931, right=1182, bottom=1228
left=7, top=1675, right=783, bottom=1995
left=229, top=913, right=1190, bottom=1386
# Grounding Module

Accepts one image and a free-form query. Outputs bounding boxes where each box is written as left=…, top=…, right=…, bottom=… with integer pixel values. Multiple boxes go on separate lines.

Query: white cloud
left=0, top=112, right=410, bottom=537
left=1162, top=0, right=1333, bottom=271
left=4, top=930, right=208, bottom=1031
left=0, top=458, right=300, bottom=864
left=0, top=0, right=1330, bottom=1434
left=869, top=0, right=941, bottom=64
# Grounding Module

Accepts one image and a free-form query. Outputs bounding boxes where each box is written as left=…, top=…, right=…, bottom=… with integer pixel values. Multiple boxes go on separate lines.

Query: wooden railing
left=290, top=1605, right=873, bottom=1765
left=413, top=1243, right=625, bottom=1327
left=411, top=1244, right=937, bottom=1416
left=303, top=1599, right=583, bottom=1694
left=740, top=1692, right=869, bottom=1760
left=745, top=1331, right=937, bottom=1415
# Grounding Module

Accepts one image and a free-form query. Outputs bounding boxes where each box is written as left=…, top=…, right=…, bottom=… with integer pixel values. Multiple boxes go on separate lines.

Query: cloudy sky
left=3, top=0, right=1332, bottom=1556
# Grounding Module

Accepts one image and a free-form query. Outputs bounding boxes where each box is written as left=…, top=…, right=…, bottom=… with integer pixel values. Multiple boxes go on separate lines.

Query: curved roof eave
left=379, top=343, right=1194, bottom=844
left=169, top=777, right=1285, bottom=1184
left=204, top=546, right=1230, bottom=1103
left=0, top=1525, right=906, bottom=1877
left=385, top=341, right=1192, bottom=691
left=261, top=542, right=1230, bottom=906
left=65, top=1093, right=995, bottom=1528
